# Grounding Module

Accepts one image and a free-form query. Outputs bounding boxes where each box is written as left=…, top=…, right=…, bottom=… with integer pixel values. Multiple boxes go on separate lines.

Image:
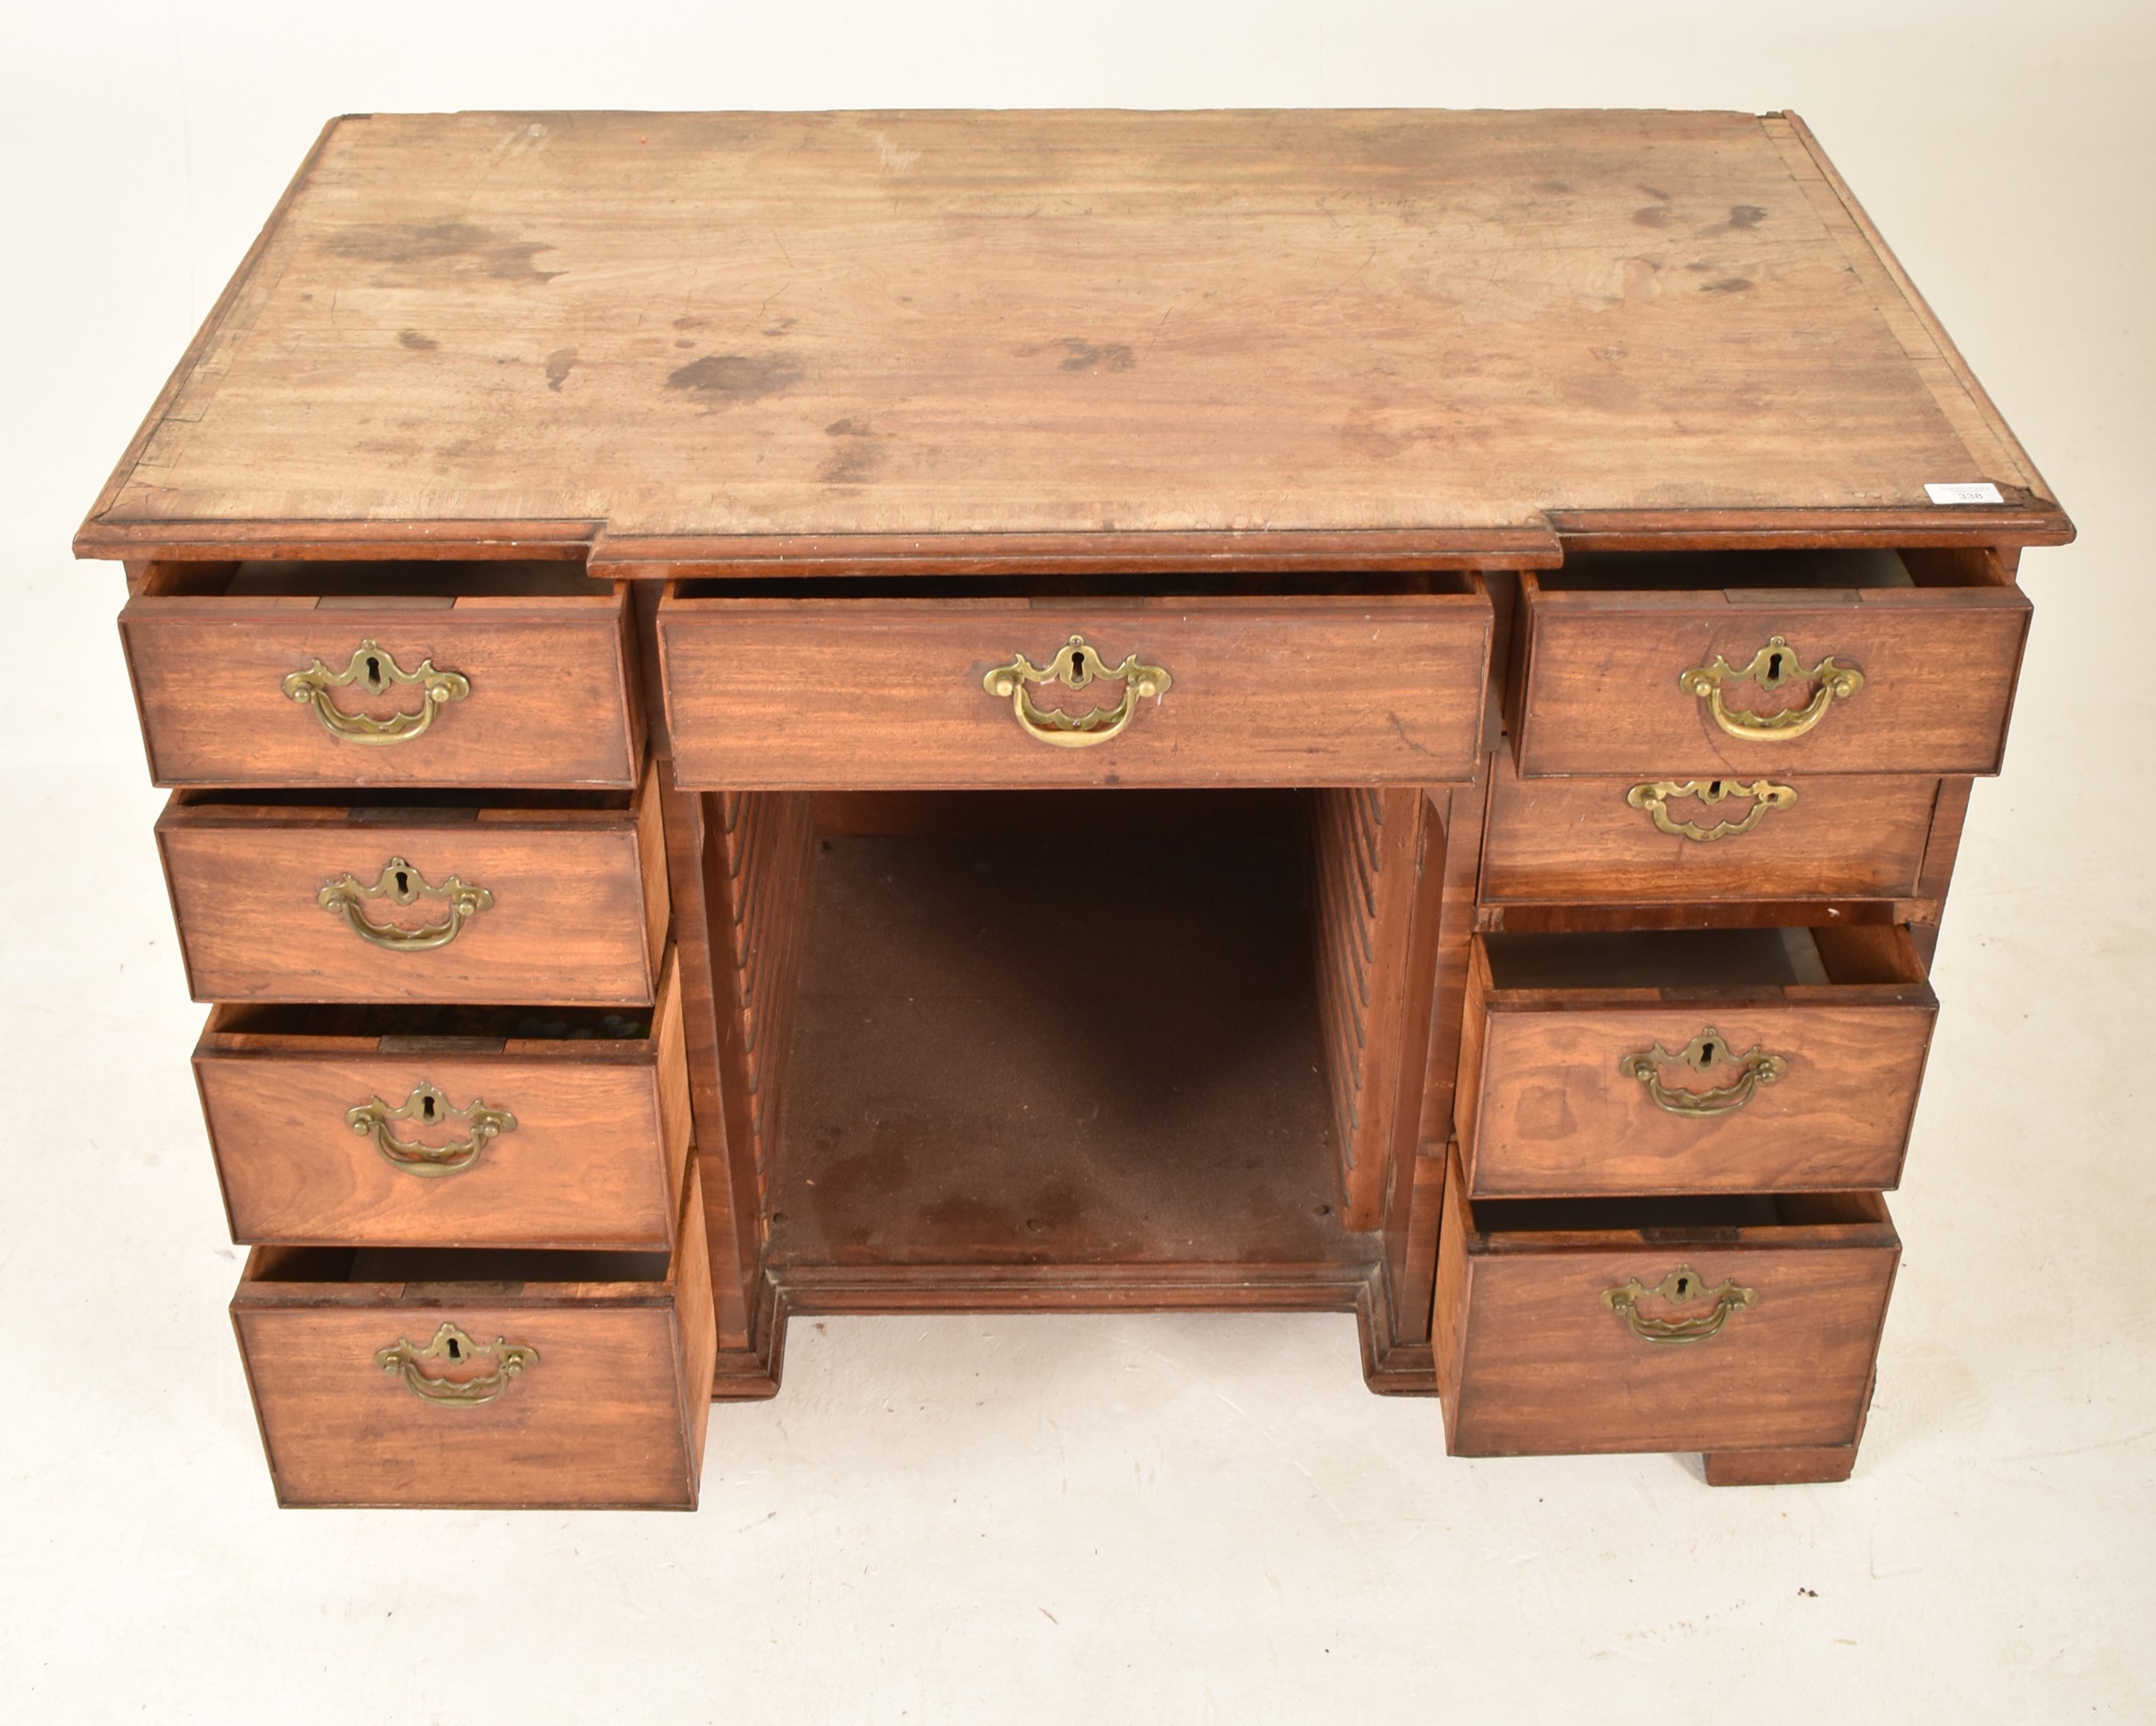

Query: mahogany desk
left=81, top=110, right=2071, bottom=1505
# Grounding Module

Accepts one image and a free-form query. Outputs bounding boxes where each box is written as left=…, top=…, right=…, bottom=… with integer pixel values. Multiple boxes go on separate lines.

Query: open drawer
left=656, top=573, right=1492, bottom=789
left=156, top=762, right=669, bottom=1007
left=231, top=1164, right=715, bottom=1508
left=195, top=949, right=692, bottom=1250
left=1508, top=547, right=2029, bottom=777
left=1455, top=924, right=1936, bottom=1199
left=1434, top=1153, right=1898, bottom=1461
left=119, top=560, right=642, bottom=788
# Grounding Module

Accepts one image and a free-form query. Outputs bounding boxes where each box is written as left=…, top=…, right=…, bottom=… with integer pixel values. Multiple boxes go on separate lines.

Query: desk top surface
left=79, top=109, right=2068, bottom=564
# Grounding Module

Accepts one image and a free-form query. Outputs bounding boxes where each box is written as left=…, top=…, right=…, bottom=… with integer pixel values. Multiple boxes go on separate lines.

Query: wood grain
left=76, top=110, right=2067, bottom=561
left=158, top=770, right=667, bottom=1006
left=1457, top=929, right=1936, bottom=1198
left=1438, top=1155, right=1899, bottom=1456
left=232, top=1164, right=715, bottom=1509
left=651, top=771, right=763, bottom=1358
left=711, top=792, right=816, bottom=1202
left=1310, top=788, right=1434, bottom=1228
left=658, top=590, right=1491, bottom=789
left=121, top=566, right=640, bottom=788
left=195, top=950, right=690, bottom=1248
left=1409, top=782, right=1489, bottom=1179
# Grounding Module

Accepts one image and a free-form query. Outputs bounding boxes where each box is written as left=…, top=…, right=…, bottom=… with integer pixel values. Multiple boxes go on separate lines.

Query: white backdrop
left=3, top=4, right=2152, bottom=1720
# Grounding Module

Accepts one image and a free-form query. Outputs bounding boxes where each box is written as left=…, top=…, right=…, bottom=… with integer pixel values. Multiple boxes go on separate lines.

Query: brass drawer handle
left=347, top=1082, right=517, bottom=1176
left=1602, top=1266, right=1758, bottom=1345
left=282, top=639, right=470, bottom=744
left=1627, top=777, right=1796, bottom=842
left=1680, top=635, right=1863, bottom=742
left=376, top=1322, right=537, bottom=1406
left=318, top=856, right=493, bottom=950
left=983, top=633, right=1172, bottom=748
left=1620, top=1025, right=1785, bottom=1117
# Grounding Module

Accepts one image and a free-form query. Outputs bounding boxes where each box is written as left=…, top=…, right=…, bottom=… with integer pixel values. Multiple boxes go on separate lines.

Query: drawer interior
left=741, top=787, right=1406, bottom=1282
left=1481, top=923, right=1926, bottom=992
left=244, top=1242, right=672, bottom=1287
left=204, top=999, right=653, bottom=1046
left=142, top=558, right=613, bottom=599
left=1533, top=546, right=2016, bottom=596
left=1467, top=1187, right=1888, bottom=1242
left=167, top=785, right=634, bottom=814
left=1536, top=548, right=1915, bottom=593
left=671, top=569, right=1476, bottom=600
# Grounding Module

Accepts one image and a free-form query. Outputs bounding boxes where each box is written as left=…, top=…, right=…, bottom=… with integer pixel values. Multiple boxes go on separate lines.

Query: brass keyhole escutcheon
left=318, top=857, right=493, bottom=952
left=376, top=1322, right=537, bottom=1405
left=1602, top=1266, right=1758, bottom=1345
left=1679, top=635, right=1864, bottom=742
left=983, top=634, right=1172, bottom=748
left=1626, top=778, right=1796, bottom=842
left=283, top=639, right=470, bottom=744
left=1619, top=1026, right=1786, bottom=1119
left=347, top=1082, right=517, bottom=1176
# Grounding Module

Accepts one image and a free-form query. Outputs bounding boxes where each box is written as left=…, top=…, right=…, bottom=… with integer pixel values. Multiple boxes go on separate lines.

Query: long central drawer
left=657, top=580, right=1492, bottom=788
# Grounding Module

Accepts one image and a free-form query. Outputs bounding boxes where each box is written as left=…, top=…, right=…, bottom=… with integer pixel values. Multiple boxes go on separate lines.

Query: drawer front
left=121, top=594, right=640, bottom=788
left=1481, top=750, right=1940, bottom=904
left=1457, top=939, right=1936, bottom=1198
left=1513, top=584, right=2029, bottom=778
left=158, top=784, right=667, bottom=1007
left=233, top=1170, right=715, bottom=1510
left=196, top=955, right=692, bottom=1249
left=1437, top=1176, right=1899, bottom=1456
left=658, top=593, right=1490, bottom=788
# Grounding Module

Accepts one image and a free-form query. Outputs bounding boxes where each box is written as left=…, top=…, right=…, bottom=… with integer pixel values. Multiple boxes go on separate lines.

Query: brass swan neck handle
left=1627, top=778, right=1797, bottom=842
left=983, top=634, right=1172, bottom=748
left=283, top=639, right=470, bottom=744
left=376, top=1322, right=538, bottom=1405
left=347, top=1082, right=516, bottom=1176
left=1603, top=1266, right=1758, bottom=1345
left=1620, top=1026, right=1786, bottom=1118
left=318, top=857, right=493, bottom=951
left=1680, top=635, right=1863, bottom=742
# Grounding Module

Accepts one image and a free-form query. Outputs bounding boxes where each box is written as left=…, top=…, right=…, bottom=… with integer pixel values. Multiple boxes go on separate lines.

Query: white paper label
left=1924, top=482, right=2004, bottom=505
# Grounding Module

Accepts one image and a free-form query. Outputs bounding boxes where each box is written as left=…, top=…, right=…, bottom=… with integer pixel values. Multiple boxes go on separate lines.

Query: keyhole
left=394, top=869, right=410, bottom=896
left=364, top=654, right=383, bottom=689
left=421, top=1095, right=438, bottom=1122
left=1675, top=1276, right=1691, bottom=1298
left=1767, top=650, right=1785, bottom=681
left=446, top=1337, right=461, bottom=1360
left=1700, top=1041, right=1716, bottom=1064
left=1072, top=650, right=1087, bottom=679
left=1707, top=780, right=1723, bottom=798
